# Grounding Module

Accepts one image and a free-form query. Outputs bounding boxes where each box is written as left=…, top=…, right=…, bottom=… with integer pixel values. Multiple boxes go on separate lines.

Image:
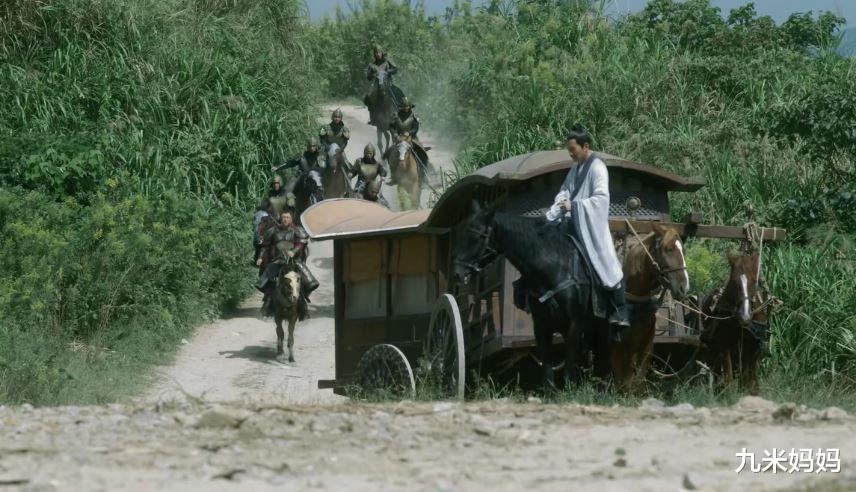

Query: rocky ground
left=1, top=396, right=854, bottom=491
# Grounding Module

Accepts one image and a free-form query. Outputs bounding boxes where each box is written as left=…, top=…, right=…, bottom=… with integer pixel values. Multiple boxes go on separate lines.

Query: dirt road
left=145, top=103, right=453, bottom=405
left=2, top=398, right=854, bottom=491
left=5, top=106, right=854, bottom=491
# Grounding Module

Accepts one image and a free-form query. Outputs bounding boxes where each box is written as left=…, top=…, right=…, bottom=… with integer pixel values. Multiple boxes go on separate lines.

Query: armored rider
left=255, top=210, right=320, bottom=317
left=546, top=125, right=630, bottom=342
left=350, top=143, right=388, bottom=202
left=319, top=108, right=350, bottom=152
left=268, top=175, right=287, bottom=199
left=364, top=45, right=397, bottom=125
left=273, top=138, right=325, bottom=195
left=389, top=97, right=438, bottom=183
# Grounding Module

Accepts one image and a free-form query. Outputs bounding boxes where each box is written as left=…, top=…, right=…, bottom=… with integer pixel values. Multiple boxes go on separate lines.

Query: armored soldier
left=390, top=97, right=420, bottom=145
left=256, top=210, right=319, bottom=317
left=350, top=143, right=388, bottom=203
left=273, top=138, right=325, bottom=194
left=319, top=108, right=350, bottom=151
left=253, top=199, right=272, bottom=263
left=389, top=97, right=438, bottom=184
left=364, top=45, right=398, bottom=125
left=268, top=175, right=287, bottom=199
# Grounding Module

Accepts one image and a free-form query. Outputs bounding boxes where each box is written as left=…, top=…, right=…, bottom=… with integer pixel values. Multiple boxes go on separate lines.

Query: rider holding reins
left=364, top=45, right=397, bottom=125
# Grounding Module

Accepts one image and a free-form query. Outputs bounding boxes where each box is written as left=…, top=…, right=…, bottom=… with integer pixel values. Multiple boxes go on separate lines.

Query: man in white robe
left=546, top=126, right=630, bottom=338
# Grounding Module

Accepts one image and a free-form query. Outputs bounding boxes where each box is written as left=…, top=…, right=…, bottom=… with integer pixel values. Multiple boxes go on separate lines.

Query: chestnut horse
left=272, top=264, right=302, bottom=363
left=323, top=143, right=352, bottom=199
left=385, top=134, right=421, bottom=209
left=700, top=251, right=771, bottom=394
left=610, top=223, right=690, bottom=392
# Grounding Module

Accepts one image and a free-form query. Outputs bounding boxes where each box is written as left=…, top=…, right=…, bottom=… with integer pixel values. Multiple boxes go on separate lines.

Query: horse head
left=395, top=136, right=412, bottom=162
left=725, top=251, right=760, bottom=328
left=327, top=143, right=343, bottom=168
left=277, top=263, right=302, bottom=305
left=650, top=222, right=690, bottom=300
left=453, top=200, right=497, bottom=284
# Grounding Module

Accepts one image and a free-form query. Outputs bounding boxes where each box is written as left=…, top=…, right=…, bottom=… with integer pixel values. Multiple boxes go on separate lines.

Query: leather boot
left=608, top=280, right=631, bottom=343
left=295, top=261, right=320, bottom=295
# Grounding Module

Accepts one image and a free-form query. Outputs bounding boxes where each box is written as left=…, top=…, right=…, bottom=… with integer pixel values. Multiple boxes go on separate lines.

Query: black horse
left=293, top=170, right=324, bottom=225
left=452, top=201, right=608, bottom=388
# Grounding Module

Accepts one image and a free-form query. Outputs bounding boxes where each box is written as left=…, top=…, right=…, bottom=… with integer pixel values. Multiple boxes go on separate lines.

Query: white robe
left=545, top=154, right=623, bottom=289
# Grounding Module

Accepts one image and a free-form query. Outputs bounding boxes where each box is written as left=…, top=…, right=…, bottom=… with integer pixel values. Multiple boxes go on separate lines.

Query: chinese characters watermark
left=735, top=448, right=840, bottom=474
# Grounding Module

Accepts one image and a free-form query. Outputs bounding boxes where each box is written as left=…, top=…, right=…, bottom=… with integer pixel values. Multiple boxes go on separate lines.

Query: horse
left=271, top=262, right=302, bottom=363
left=452, top=201, right=599, bottom=389
left=385, top=134, right=421, bottom=209
left=293, top=169, right=324, bottom=226
left=699, top=251, right=769, bottom=394
left=323, top=143, right=352, bottom=199
left=368, top=69, right=396, bottom=153
left=610, top=222, right=690, bottom=392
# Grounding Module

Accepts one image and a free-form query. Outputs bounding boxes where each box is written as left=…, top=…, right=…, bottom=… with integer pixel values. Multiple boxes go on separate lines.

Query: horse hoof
left=288, top=356, right=295, bottom=363
left=276, top=354, right=286, bottom=362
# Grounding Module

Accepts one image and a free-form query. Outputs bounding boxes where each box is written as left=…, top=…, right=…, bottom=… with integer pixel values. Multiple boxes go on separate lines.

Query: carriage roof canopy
left=423, top=150, right=704, bottom=228
left=301, top=151, right=705, bottom=238
left=302, top=199, right=431, bottom=240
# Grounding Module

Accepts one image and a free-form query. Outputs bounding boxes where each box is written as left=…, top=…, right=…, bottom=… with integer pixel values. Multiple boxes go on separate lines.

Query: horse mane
left=624, top=233, right=656, bottom=278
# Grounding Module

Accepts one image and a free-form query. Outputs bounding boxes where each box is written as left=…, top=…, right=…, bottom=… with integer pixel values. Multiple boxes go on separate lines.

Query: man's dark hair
left=565, top=124, right=592, bottom=147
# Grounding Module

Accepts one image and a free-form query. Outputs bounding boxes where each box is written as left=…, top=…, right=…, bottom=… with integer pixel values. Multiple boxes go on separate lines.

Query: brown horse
left=699, top=251, right=769, bottom=394
left=272, top=264, right=302, bottom=363
left=385, top=134, right=421, bottom=209
left=610, top=222, right=691, bottom=392
left=322, top=143, right=352, bottom=199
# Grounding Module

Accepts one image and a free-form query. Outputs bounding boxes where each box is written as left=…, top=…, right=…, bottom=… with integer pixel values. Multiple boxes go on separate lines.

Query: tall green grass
left=0, top=0, right=321, bottom=405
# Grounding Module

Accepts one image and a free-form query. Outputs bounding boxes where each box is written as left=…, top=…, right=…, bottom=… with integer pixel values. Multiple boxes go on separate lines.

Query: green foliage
left=0, top=0, right=318, bottom=405
left=0, top=0, right=319, bottom=204
left=0, top=186, right=252, bottom=405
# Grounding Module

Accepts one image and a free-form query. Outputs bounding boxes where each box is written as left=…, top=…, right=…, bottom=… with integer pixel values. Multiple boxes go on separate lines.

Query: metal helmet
left=363, top=143, right=376, bottom=157
left=400, top=97, right=413, bottom=109
left=272, top=175, right=283, bottom=186
left=307, top=137, right=318, bottom=150
left=373, top=44, right=384, bottom=55
left=332, top=108, right=343, bottom=119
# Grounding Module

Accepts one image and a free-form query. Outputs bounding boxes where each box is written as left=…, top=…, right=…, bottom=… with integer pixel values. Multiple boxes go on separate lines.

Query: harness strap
left=537, top=278, right=576, bottom=304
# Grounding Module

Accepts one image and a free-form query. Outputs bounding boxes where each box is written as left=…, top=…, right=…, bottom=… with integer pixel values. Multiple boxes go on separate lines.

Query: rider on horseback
left=319, top=108, right=350, bottom=153
left=546, top=125, right=630, bottom=342
left=389, top=97, right=438, bottom=184
left=256, top=210, right=319, bottom=318
left=273, top=138, right=325, bottom=196
left=350, top=143, right=389, bottom=204
left=364, top=45, right=397, bottom=125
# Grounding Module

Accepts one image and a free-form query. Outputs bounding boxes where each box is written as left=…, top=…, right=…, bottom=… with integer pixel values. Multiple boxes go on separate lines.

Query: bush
left=0, top=185, right=252, bottom=405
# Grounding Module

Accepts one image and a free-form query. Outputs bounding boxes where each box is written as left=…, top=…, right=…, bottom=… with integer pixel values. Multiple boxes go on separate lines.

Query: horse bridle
left=651, top=236, right=688, bottom=291
left=454, top=224, right=498, bottom=275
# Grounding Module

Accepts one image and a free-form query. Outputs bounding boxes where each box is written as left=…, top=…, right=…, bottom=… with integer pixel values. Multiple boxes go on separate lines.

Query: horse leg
left=632, top=319, right=656, bottom=393
left=563, top=320, right=583, bottom=387
left=410, top=180, right=421, bottom=210
left=377, top=128, right=384, bottom=154
left=533, top=319, right=556, bottom=391
left=722, top=351, right=734, bottom=386
left=275, top=317, right=284, bottom=360
left=287, top=315, right=296, bottom=363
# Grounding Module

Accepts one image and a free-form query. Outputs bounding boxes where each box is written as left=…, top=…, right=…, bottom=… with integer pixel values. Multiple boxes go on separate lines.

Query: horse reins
left=623, top=219, right=687, bottom=299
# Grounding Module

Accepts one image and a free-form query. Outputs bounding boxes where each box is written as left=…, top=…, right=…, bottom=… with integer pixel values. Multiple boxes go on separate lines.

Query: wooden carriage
left=302, top=150, right=786, bottom=397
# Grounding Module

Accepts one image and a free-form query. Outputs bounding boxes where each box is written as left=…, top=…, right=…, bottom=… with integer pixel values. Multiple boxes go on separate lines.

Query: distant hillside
left=840, top=27, right=856, bottom=56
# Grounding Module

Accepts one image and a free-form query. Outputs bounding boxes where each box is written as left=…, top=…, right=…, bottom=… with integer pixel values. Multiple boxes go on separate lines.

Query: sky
left=306, top=0, right=855, bottom=28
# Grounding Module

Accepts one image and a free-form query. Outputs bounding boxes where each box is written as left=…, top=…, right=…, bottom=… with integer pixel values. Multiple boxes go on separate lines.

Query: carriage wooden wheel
left=425, top=294, right=465, bottom=400
left=355, top=344, right=415, bottom=397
